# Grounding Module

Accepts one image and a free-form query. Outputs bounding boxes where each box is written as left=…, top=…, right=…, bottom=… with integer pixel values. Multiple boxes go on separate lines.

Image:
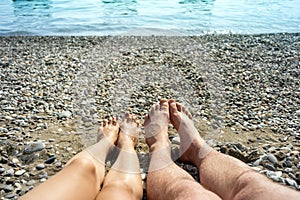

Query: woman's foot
left=97, top=116, right=120, bottom=145
left=68, top=116, right=119, bottom=164
left=109, top=113, right=142, bottom=174
left=118, top=113, right=140, bottom=151
left=168, top=99, right=212, bottom=166
left=66, top=117, right=120, bottom=187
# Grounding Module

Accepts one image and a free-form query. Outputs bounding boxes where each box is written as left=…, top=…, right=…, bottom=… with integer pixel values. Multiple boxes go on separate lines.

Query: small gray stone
left=58, top=111, right=72, bottom=119
left=12, top=158, right=19, bottom=164
left=45, top=156, right=56, bottom=164
left=38, top=171, right=48, bottom=179
left=267, top=154, right=278, bottom=165
left=171, top=136, right=180, bottom=145
left=15, top=169, right=26, bottom=176
left=19, top=121, right=29, bottom=127
left=285, top=168, right=293, bottom=173
left=49, top=138, right=55, bottom=142
left=4, top=168, right=14, bottom=176
left=285, top=178, right=298, bottom=187
left=141, top=173, right=147, bottom=180
left=26, top=180, right=36, bottom=186
left=24, top=142, right=45, bottom=154
left=5, top=192, right=16, bottom=198
left=36, top=164, right=45, bottom=170
left=265, top=163, right=276, bottom=171
left=252, top=159, right=261, bottom=166
left=284, top=160, right=293, bottom=168
left=2, top=185, right=14, bottom=193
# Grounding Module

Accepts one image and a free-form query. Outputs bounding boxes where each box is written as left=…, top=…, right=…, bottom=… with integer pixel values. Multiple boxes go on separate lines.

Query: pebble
left=4, top=168, right=15, bottom=176
left=171, top=136, right=180, bottom=145
left=264, top=163, right=276, bottom=171
left=24, top=142, right=46, bottom=154
left=267, top=154, right=278, bottom=165
left=58, top=111, right=72, bottom=119
left=45, top=156, right=56, bottom=164
left=12, top=158, right=19, bottom=164
left=26, top=180, right=36, bottom=186
left=36, top=164, right=45, bottom=170
left=285, top=178, right=298, bottom=187
left=2, top=185, right=14, bottom=193
left=15, top=169, right=26, bottom=176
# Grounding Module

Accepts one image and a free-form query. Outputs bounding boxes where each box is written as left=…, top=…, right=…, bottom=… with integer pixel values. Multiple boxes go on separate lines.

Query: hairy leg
left=20, top=117, right=119, bottom=200
left=169, top=99, right=300, bottom=200
left=145, top=99, right=221, bottom=200
left=96, top=113, right=143, bottom=200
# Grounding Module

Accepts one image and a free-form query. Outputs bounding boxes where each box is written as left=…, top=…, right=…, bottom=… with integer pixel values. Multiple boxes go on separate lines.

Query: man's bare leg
left=169, top=99, right=300, bottom=200
left=96, top=113, right=143, bottom=200
left=145, top=99, right=221, bottom=200
left=20, top=117, right=119, bottom=200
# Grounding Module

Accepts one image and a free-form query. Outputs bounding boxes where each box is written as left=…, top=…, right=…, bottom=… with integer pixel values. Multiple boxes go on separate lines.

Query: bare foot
left=97, top=116, right=120, bottom=146
left=66, top=117, right=120, bottom=184
left=144, top=99, right=170, bottom=152
left=118, top=113, right=140, bottom=151
left=169, top=99, right=212, bottom=166
left=110, top=113, right=141, bottom=173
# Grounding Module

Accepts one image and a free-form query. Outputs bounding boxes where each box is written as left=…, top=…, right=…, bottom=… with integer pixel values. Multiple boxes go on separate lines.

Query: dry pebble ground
left=0, top=33, right=299, bottom=199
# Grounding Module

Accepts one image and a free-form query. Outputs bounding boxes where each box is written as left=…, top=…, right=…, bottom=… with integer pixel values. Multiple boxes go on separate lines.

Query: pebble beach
left=0, top=33, right=300, bottom=199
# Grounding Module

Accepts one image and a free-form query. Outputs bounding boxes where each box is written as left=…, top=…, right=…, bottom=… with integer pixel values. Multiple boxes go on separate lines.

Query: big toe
left=160, top=98, right=169, bottom=111
left=169, top=100, right=179, bottom=115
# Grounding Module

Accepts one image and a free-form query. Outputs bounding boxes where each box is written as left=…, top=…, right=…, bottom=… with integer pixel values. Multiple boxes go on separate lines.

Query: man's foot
left=118, top=113, right=140, bottom=151
left=144, top=99, right=170, bottom=152
left=169, top=99, right=212, bottom=166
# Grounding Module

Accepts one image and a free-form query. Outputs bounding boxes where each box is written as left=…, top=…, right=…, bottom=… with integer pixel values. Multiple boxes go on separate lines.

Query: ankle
left=190, top=142, right=214, bottom=167
left=149, top=141, right=171, bottom=152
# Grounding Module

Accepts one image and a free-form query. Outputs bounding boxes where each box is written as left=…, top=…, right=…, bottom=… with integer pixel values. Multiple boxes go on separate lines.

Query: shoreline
left=0, top=33, right=299, bottom=199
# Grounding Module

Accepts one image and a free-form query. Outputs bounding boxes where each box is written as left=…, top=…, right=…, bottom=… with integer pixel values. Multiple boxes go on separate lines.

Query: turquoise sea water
left=0, top=0, right=299, bottom=36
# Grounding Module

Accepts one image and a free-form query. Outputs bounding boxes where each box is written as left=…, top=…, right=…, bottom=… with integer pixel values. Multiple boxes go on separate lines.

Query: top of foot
left=118, top=113, right=141, bottom=148
left=144, top=99, right=170, bottom=151
left=168, top=99, right=210, bottom=164
left=97, top=116, right=120, bottom=145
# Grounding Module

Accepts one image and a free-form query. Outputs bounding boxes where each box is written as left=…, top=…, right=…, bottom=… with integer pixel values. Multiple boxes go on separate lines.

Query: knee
left=104, top=179, right=143, bottom=199
left=68, top=157, right=97, bottom=176
left=231, top=171, right=266, bottom=200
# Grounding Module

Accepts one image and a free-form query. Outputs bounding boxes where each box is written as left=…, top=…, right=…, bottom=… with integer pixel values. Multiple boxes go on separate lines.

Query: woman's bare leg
left=96, top=113, right=143, bottom=200
left=168, top=99, right=300, bottom=200
left=20, top=117, right=119, bottom=200
left=145, top=99, right=221, bottom=200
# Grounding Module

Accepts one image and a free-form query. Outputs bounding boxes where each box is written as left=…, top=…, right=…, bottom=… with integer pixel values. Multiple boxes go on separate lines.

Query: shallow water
left=0, top=0, right=299, bottom=35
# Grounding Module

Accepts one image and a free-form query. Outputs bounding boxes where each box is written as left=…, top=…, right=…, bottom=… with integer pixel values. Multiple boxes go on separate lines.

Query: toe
left=149, top=103, right=157, bottom=115
left=176, top=102, right=182, bottom=112
left=168, top=99, right=176, bottom=104
left=112, top=116, right=117, bottom=125
left=103, top=119, right=108, bottom=126
left=160, top=98, right=169, bottom=111
left=169, top=101, right=178, bottom=114
left=124, top=112, right=130, bottom=122
left=144, top=114, right=150, bottom=126
left=108, top=117, right=113, bottom=124
left=154, top=102, right=160, bottom=110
